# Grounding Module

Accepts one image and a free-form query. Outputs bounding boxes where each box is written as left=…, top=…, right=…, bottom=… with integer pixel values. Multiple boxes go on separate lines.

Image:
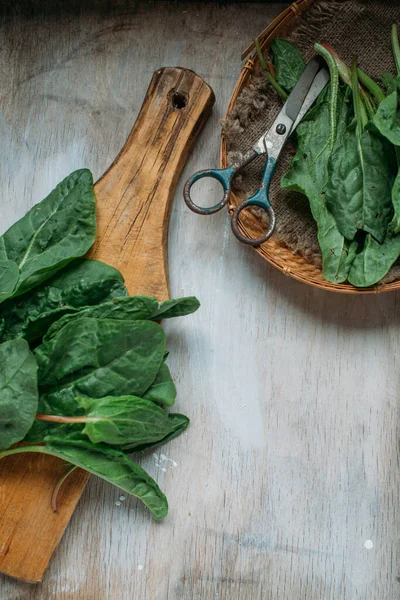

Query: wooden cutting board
left=0, top=67, right=214, bottom=583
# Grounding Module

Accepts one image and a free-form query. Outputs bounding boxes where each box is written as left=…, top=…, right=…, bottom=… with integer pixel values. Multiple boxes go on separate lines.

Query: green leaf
left=44, top=296, right=200, bottom=343
left=0, top=169, right=96, bottom=297
left=44, top=296, right=158, bottom=341
left=270, top=38, right=305, bottom=92
left=381, top=73, right=400, bottom=95
left=281, top=92, right=354, bottom=283
left=142, top=361, right=176, bottom=406
left=373, top=91, right=400, bottom=146
left=0, top=438, right=168, bottom=519
left=150, top=297, right=200, bottom=320
left=348, top=225, right=400, bottom=287
left=76, top=395, right=173, bottom=446
left=0, top=339, right=38, bottom=450
left=131, top=413, right=190, bottom=453
left=325, top=127, right=396, bottom=243
left=0, top=260, right=20, bottom=305
left=0, top=259, right=127, bottom=343
left=34, top=317, right=165, bottom=417
left=391, top=169, right=400, bottom=233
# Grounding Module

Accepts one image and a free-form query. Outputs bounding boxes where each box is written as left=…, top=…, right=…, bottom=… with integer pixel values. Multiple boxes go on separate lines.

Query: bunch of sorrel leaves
left=0, top=169, right=199, bottom=519
left=257, top=25, right=400, bottom=287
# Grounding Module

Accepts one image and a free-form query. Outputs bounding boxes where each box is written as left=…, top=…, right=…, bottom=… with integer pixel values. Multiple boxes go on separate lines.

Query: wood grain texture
left=0, top=65, right=214, bottom=583
left=1, top=1, right=399, bottom=599
left=89, top=67, right=214, bottom=299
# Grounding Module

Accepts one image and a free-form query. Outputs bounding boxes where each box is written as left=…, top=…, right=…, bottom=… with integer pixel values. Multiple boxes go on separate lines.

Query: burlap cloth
left=222, top=0, right=400, bottom=283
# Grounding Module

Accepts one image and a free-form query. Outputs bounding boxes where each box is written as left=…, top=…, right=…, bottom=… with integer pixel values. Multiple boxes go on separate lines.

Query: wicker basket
left=220, top=0, right=400, bottom=295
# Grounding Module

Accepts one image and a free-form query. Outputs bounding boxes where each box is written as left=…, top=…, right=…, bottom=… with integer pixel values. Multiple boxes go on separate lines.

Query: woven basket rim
left=219, top=0, right=400, bottom=295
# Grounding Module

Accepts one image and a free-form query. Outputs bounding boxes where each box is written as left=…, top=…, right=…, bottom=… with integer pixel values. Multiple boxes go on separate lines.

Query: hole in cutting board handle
left=169, top=89, right=188, bottom=109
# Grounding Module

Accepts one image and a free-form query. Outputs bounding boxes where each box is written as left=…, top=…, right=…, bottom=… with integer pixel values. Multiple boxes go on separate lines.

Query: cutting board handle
left=88, top=67, right=215, bottom=300
left=0, top=67, right=214, bottom=584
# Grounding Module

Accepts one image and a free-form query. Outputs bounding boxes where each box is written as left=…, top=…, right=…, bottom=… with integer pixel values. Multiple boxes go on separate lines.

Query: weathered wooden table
left=1, top=1, right=399, bottom=598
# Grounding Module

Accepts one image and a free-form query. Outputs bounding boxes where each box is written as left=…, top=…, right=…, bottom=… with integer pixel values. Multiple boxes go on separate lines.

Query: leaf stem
left=255, top=38, right=288, bottom=101
left=357, top=68, right=385, bottom=104
left=51, top=465, right=78, bottom=512
left=392, top=24, right=400, bottom=77
left=35, top=413, right=90, bottom=424
left=363, top=91, right=377, bottom=120
left=351, top=57, right=368, bottom=134
left=0, top=445, right=47, bottom=459
left=314, top=42, right=339, bottom=150
left=319, top=42, right=351, bottom=87
left=319, top=42, right=384, bottom=112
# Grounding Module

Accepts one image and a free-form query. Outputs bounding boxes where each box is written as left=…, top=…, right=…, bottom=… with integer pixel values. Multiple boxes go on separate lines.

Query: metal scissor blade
left=291, top=67, right=330, bottom=131
left=284, top=56, right=323, bottom=122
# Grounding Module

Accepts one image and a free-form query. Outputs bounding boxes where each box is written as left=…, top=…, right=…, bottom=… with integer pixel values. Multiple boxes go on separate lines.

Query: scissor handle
left=231, top=156, right=277, bottom=246
left=183, top=166, right=236, bottom=215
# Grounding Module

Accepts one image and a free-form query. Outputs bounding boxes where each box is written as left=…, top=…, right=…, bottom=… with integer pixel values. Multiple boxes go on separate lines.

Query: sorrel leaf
left=76, top=395, right=173, bottom=446
left=271, top=38, right=305, bottom=92
left=0, top=338, right=38, bottom=450
left=0, top=169, right=96, bottom=297
left=0, top=438, right=168, bottom=519
left=0, top=259, right=127, bottom=343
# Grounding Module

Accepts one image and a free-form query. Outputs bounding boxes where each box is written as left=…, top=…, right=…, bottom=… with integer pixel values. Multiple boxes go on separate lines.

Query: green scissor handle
left=183, top=165, right=237, bottom=215
left=231, top=156, right=276, bottom=247
left=183, top=150, right=276, bottom=245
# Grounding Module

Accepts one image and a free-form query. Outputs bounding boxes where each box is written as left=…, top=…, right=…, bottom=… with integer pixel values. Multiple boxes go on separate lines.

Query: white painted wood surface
left=1, top=2, right=399, bottom=598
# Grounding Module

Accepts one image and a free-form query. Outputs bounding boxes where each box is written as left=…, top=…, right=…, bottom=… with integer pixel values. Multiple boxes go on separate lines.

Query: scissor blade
left=291, top=67, right=330, bottom=131
left=284, top=57, right=323, bottom=122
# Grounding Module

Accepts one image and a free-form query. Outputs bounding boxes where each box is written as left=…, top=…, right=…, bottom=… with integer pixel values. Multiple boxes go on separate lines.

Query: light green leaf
left=76, top=395, right=173, bottom=446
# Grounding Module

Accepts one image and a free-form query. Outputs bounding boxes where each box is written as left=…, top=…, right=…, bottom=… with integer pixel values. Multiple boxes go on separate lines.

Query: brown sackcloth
left=222, top=0, right=400, bottom=283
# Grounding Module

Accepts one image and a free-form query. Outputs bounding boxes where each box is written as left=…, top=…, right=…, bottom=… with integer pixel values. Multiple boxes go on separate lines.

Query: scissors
left=183, top=57, right=330, bottom=246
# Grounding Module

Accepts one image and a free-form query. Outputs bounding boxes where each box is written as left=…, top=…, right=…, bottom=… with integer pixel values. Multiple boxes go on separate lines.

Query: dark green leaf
left=142, top=361, right=176, bottom=406
left=0, top=260, right=19, bottom=305
left=0, top=259, right=127, bottom=343
left=33, top=318, right=165, bottom=437
left=0, top=438, right=168, bottom=518
left=150, top=297, right=200, bottom=320
left=381, top=73, right=400, bottom=95
left=281, top=92, right=354, bottom=282
left=373, top=90, right=400, bottom=146
left=325, top=127, right=396, bottom=243
left=44, top=296, right=199, bottom=343
left=348, top=225, right=400, bottom=287
left=271, top=38, right=305, bottom=92
left=0, top=339, right=38, bottom=450
left=0, top=169, right=96, bottom=297
left=130, top=413, right=190, bottom=453
left=76, top=395, right=173, bottom=446
left=24, top=420, right=83, bottom=443
left=391, top=169, right=400, bottom=234
left=44, top=296, right=158, bottom=341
